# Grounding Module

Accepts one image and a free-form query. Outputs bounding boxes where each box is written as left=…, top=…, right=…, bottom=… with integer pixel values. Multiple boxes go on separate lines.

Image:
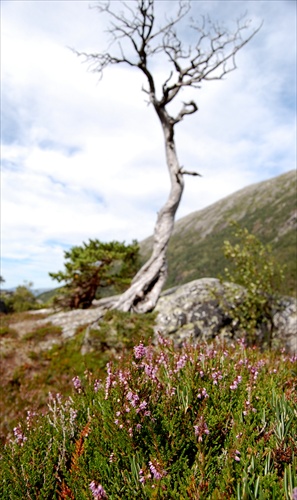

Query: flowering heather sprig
left=139, top=468, right=146, bottom=484
left=137, top=401, right=148, bottom=413
left=197, top=388, right=209, bottom=399
left=157, top=333, right=172, bottom=347
left=89, top=481, right=107, bottom=499
left=13, top=425, right=27, bottom=446
left=72, top=376, right=82, bottom=393
left=134, top=341, right=147, bottom=360
left=292, top=487, right=297, bottom=500
left=144, top=362, right=158, bottom=381
left=174, top=353, right=188, bottom=373
left=26, top=410, right=37, bottom=429
left=194, top=416, right=209, bottom=442
left=156, top=350, right=169, bottom=368
left=232, top=449, right=241, bottom=462
left=126, top=390, right=139, bottom=408
left=230, top=375, right=242, bottom=390
left=248, top=359, right=266, bottom=382
left=243, top=400, right=257, bottom=415
left=105, top=362, right=113, bottom=400
left=118, top=369, right=130, bottom=389
left=94, top=379, right=102, bottom=393
left=212, top=369, right=223, bottom=385
left=69, top=408, right=78, bottom=427
left=149, top=460, right=167, bottom=480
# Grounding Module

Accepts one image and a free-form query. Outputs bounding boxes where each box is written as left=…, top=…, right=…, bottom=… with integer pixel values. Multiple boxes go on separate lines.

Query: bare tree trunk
left=114, top=117, right=184, bottom=313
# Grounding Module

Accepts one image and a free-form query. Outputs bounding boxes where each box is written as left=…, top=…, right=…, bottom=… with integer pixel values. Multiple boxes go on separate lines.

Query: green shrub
left=1, top=283, right=40, bottom=314
left=220, top=223, right=285, bottom=347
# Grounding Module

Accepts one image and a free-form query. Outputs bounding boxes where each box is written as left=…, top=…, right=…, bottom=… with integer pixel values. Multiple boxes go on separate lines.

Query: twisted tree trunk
left=114, top=113, right=184, bottom=313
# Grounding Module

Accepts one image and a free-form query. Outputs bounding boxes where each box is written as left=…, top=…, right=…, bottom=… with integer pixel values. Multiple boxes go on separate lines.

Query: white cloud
left=1, top=0, right=296, bottom=288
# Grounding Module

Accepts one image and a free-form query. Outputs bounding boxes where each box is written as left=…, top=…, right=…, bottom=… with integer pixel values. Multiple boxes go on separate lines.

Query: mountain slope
left=140, top=170, right=297, bottom=295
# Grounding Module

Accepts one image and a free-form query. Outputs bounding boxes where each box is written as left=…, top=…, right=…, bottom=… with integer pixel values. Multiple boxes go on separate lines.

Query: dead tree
left=76, top=0, right=261, bottom=313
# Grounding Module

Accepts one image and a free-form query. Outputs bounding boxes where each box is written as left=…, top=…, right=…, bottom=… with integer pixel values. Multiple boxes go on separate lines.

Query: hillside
left=140, top=170, right=297, bottom=295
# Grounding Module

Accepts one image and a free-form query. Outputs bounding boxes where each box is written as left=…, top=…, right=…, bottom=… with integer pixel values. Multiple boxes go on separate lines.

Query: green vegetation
left=217, top=223, right=285, bottom=347
left=1, top=171, right=296, bottom=497
left=22, top=323, right=63, bottom=342
left=0, top=282, right=40, bottom=313
left=49, top=239, right=140, bottom=309
left=0, top=310, right=156, bottom=442
left=1, top=335, right=296, bottom=499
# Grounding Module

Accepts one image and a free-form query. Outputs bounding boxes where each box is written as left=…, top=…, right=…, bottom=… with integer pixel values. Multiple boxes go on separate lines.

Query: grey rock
left=154, top=278, right=297, bottom=353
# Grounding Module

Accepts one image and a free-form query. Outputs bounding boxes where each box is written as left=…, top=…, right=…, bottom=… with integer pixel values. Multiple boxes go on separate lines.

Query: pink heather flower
left=136, top=423, right=142, bottom=431
left=212, top=370, right=223, bottom=385
left=198, top=388, right=208, bottom=399
left=157, top=351, right=169, bottom=367
left=194, top=417, right=209, bottom=442
left=94, top=379, right=101, bottom=392
left=69, top=408, right=78, bottom=427
left=134, top=342, right=147, bottom=360
left=89, top=481, right=107, bottom=499
left=292, top=487, right=297, bottom=500
left=157, top=333, right=172, bottom=347
left=139, top=469, right=145, bottom=484
left=149, top=460, right=167, bottom=480
left=233, top=450, right=241, bottom=462
left=26, top=410, right=37, bottom=429
left=230, top=376, right=241, bottom=390
left=13, top=425, right=27, bottom=446
left=109, top=453, right=115, bottom=463
left=72, top=376, right=82, bottom=393
left=137, top=401, right=148, bottom=412
left=105, top=363, right=115, bottom=399
left=144, top=363, right=158, bottom=381
left=174, top=354, right=188, bottom=373
left=127, top=391, right=140, bottom=408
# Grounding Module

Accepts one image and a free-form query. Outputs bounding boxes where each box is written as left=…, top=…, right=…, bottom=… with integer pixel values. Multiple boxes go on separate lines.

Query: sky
left=1, top=0, right=296, bottom=290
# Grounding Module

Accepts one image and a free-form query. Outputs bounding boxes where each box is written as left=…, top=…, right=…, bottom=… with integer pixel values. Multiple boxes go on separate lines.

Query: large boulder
left=154, top=278, right=297, bottom=353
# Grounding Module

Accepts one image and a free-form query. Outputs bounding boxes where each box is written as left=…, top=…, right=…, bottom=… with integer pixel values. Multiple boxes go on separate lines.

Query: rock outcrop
left=31, top=278, right=296, bottom=354
left=154, top=278, right=297, bottom=353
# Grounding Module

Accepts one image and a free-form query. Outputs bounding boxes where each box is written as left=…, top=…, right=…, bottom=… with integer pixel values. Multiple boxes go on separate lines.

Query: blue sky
left=1, top=0, right=296, bottom=289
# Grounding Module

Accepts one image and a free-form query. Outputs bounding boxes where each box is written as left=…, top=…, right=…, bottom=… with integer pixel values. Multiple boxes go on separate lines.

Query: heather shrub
left=1, top=336, right=296, bottom=499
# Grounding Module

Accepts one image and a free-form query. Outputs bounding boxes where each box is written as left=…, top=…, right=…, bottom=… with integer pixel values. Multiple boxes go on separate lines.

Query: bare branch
left=179, top=168, right=202, bottom=176
left=173, top=100, right=198, bottom=124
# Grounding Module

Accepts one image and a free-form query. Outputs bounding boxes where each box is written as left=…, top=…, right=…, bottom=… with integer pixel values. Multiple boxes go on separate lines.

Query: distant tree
left=0, top=276, right=5, bottom=283
left=49, top=239, right=140, bottom=309
left=75, top=0, right=261, bottom=313
left=2, top=281, right=38, bottom=313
